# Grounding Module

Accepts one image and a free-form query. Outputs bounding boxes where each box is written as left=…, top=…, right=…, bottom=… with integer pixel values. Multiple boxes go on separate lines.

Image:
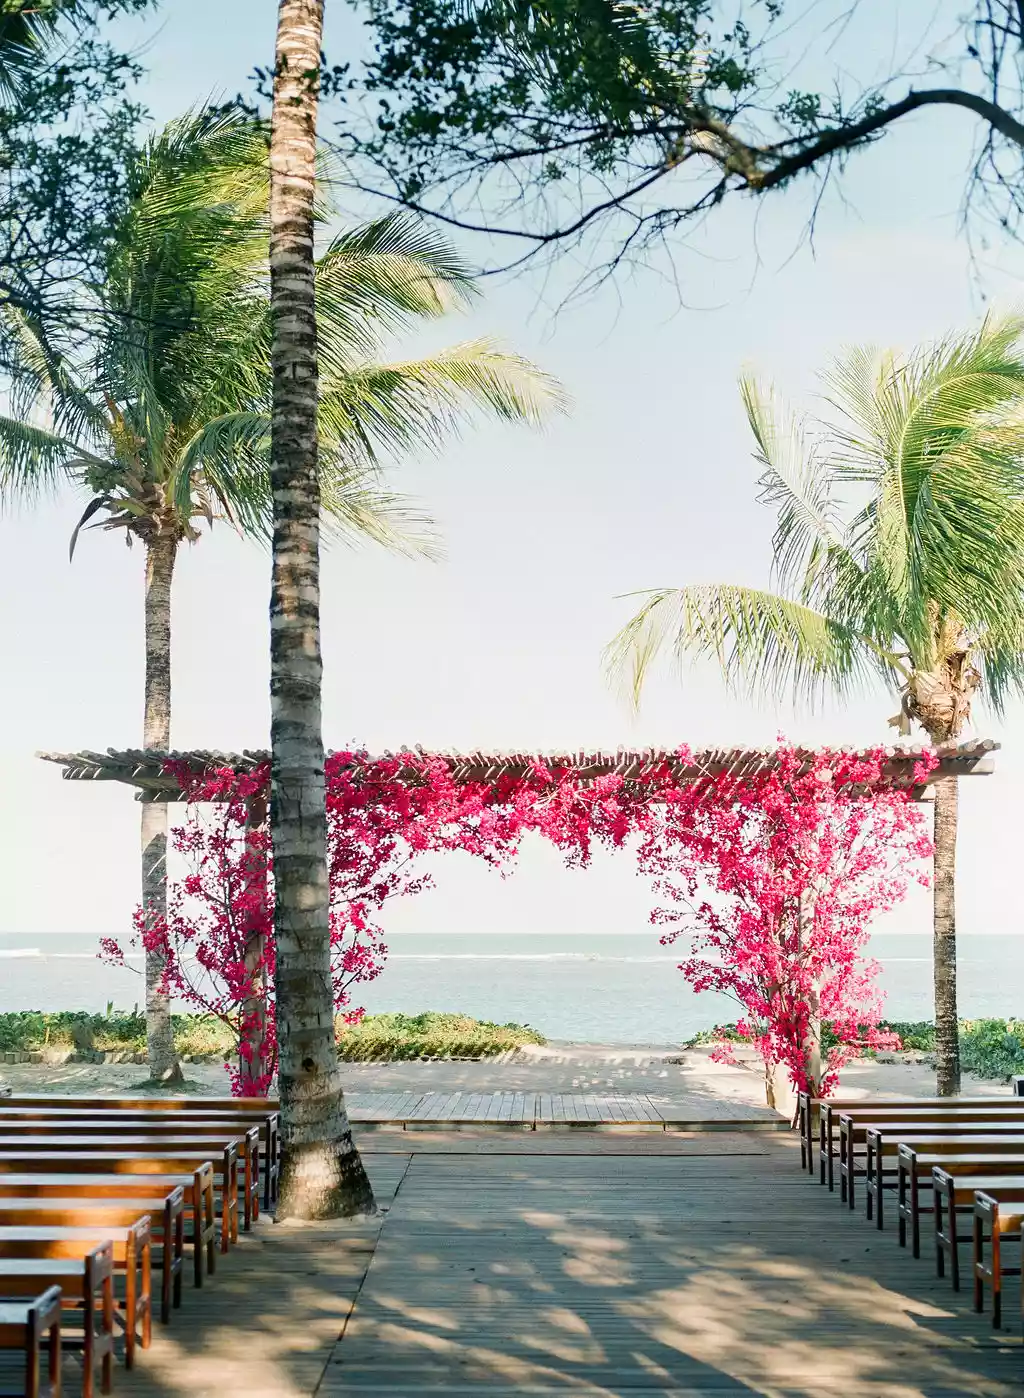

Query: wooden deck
left=347, top=1091, right=784, bottom=1130
left=105, top=1128, right=1024, bottom=1397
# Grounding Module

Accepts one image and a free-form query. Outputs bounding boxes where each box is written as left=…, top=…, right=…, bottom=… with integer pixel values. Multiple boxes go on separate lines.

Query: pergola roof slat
left=36, top=741, right=999, bottom=803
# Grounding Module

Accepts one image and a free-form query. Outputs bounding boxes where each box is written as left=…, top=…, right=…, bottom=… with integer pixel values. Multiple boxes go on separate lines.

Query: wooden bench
left=0, top=1146, right=239, bottom=1252
left=0, top=1222, right=151, bottom=1367
left=796, top=1094, right=864, bottom=1174
left=931, top=1169, right=1024, bottom=1293
left=896, top=1146, right=1024, bottom=1256
left=0, top=1130, right=258, bottom=1236
left=0, top=1245, right=112, bottom=1398
left=0, top=1288, right=61, bottom=1398
left=0, top=1194, right=182, bottom=1326
left=830, top=1103, right=1024, bottom=1200
left=2, top=1096, right=278, bottom=1196
left=817, top=1098, right=1020, bottom=1192
left=0, top=1110, right=279, bottom=1212
left=863, top=1128, right=1024, bottom=1226
left=972, top=1190, right=1024, bottom=1328
left=838, top=1113, right=1024, bottom=1212
left=0, top=1171, right=215, bottom=1290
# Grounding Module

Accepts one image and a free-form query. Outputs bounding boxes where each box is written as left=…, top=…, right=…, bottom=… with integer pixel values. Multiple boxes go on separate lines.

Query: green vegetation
left=881, top=1020, right=1024, bottom=1082
left=688, top=1018, right=1024, bottom=1084
left=338, top=1012, right=545, bottom=1060
left=0, top=1010, right=545, bottom=1062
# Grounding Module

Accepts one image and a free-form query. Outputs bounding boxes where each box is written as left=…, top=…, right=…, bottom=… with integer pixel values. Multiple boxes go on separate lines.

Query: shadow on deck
left=116, top=1134, right=1023, bottom=1397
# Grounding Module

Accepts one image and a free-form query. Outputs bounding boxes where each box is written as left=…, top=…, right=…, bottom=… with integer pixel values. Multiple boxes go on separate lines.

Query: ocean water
left=0, top=931, right=1016, bottom=1045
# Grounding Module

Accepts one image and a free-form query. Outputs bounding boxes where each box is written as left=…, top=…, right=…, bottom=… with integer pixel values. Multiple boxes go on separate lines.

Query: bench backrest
left=0, top=1129, right=250, bottom=1149
left=838, top=1106, right=1024, bottom=1127
left=0, top=1107, right=277, bottom=1139
left=932, top=1169, right=1024, bottom=1201
left=0, top=1171, right=205, bottom=1199
left=0, top=1199, right=176, bottom=1231
left=0, top=1219, right=148, bottom=1263
left=3, top=1095, right=277, bottom=1111
left=0, top=1150, right=235, bottom=1178
left=0, top=1241, right=112, bottom=1290
left=871, top=1132, right=1024, bottom=1153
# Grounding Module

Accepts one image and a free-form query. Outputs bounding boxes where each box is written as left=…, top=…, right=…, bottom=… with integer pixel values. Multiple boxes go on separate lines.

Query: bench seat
left=0, top=1222, right=150, bottom=1369
left=0, top=1245, right=113, bottom=1398
left=0, top=1288, right=61, bottom=1398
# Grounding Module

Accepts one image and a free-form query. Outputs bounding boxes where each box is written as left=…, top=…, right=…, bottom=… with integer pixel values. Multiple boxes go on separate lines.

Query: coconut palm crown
left=0, top=106, right=565, bottom=1081
left=609, top=314, right=1024, bottom=1095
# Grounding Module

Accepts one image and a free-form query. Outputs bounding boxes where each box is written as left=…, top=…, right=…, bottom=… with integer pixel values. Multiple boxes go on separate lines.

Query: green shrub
left=685, top=1024, right=748, bottom=1047
left=959, top=1019, right=1024, bottom=1080
left=878, top=1020, right=935, bottom=1052
left=337, top=1011, right=545, bottom=1060
left=0, top=1009, right=544, bottom=1061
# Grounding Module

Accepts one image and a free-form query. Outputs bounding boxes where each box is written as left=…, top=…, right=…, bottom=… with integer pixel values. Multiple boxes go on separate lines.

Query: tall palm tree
left=0, top=103, right=564, bottom=1094
left=267, top=0, right=360, bottom=1220
left=609, top=316, right=1024, bottom=1095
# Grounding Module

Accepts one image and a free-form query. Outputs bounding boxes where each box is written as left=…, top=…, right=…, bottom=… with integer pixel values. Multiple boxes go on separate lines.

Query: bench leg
left=142, top=1239, right=152, bottom=1349
left=950, top=1219, right=961, bottom=1291
left=102, top=1271, right=113, bottom=1395
left=25, top=1321, right=41, bottom=1398
left=48, top=1311, right=61, bottom=1398
left=161, top=1200, right=173, bottom=1325
left=973, top=1210, right=984, bottom=1314
left=992, top=1223, right=1002, bottom=1328
left=898, top=1166, right=907, bottom=1248
left=935, top=1185, right=946, bottom=1280
left=174, top=1202, right=185, bottom=1310
left=83, top=1285, right=96, bottom=1398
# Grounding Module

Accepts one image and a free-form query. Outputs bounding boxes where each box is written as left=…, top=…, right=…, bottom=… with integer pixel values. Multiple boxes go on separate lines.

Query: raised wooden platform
left=114, top=1130, right=1024, bottom=1397
left=346, top=1090, right=786, bottom=1130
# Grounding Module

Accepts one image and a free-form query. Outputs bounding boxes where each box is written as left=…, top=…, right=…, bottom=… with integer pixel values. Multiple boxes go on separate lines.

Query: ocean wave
left=0, top=951, right=144, bottom=961
left=388, top=953, right=680, bottom=963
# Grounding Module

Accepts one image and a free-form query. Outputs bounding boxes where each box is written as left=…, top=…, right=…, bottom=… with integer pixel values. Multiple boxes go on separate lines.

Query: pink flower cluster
left=637, top=743, right=935, bottom=1096
left=102, top=741, right=933, bottom=1100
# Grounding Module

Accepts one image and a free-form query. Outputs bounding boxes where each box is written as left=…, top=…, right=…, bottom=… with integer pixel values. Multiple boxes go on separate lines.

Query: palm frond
left=319, top=462, right=442, bottom=559
left=173, top=411, right=272, bottom=537
left=315, top=214, right=481, bottom=372
left=740, top=373, right=854, bottom=599
left=319, top=340, right=567, bottom=461
left=0, top=414, right=84, bottom=501
left=605, top=584, right=881, bottom=710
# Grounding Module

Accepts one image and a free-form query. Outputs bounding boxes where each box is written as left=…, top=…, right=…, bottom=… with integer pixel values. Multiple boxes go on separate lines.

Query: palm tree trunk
left=142, top=530, right=183, bottom=1085
left=933, top=776, right=961, bottom=1095
left=239, top=791, right=271, bottom=1096
left=268, top=0, right=374, bottom=1219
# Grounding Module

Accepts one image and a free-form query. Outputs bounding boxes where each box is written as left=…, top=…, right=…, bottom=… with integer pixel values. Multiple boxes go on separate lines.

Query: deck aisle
left=346, top=1091, right=784, bottom=1129
left=120, top=1132, right=1024, bottom=1398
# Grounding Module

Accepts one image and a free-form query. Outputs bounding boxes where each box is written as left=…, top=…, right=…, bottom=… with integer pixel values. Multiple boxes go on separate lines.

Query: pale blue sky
left=0, top=0, right=1020, bottom=941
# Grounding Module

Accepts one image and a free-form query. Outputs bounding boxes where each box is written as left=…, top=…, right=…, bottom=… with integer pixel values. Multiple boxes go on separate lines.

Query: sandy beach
left=0, top=1041, right=1012, bottom=1108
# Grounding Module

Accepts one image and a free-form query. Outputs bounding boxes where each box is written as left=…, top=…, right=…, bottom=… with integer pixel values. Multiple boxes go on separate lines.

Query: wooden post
left=239, top=787, right=271, bottom=1095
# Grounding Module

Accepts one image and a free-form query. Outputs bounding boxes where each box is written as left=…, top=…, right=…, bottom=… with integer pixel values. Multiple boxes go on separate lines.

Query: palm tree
left=0, top=103, right=564, bottom=1097
left=609, top=316, right=1024, bottom=1095
left=267, top=0, right=363, bottom=1220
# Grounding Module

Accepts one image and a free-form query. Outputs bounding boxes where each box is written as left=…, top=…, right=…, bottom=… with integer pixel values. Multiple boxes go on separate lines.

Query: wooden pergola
left=39, top=739, right=1000, bottom=801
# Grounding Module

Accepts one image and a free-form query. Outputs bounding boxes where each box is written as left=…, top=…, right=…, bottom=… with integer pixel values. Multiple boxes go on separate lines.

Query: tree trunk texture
left=933, top=776, right=961, bottom=1096
left=268, top=0, right=375, bottom=1219
left=239, top=791, right=271, bottom=1096
left=142, top=531, right=183, bottom=1084
left=798, top=887, right=822, bottom=1100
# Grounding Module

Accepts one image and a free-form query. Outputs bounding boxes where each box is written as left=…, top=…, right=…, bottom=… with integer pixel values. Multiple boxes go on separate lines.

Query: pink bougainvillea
left=635, top=744, right=934, bottom=1100
left=103, top=741, right=933, bottom=1100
